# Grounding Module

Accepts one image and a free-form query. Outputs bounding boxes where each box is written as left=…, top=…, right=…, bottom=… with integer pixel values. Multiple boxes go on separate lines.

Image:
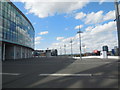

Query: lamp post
left=77, top=26, right=83, bottom=60
left=64, top=44, right=66, bottom=55
left=60, top=46, right=62, bottom=55
left=82, top=44, right=86, bottom=54
left=114, top=0, right=120, bottom=58
left=70, top=39, right=73, bottom=57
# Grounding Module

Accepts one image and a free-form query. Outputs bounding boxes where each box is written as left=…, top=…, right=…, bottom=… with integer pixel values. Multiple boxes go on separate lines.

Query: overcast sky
left=11, top=0, right=118, bottom=54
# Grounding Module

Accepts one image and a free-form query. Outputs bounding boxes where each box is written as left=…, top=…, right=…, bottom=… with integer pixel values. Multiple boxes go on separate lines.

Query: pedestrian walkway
left=73, top=56, right=119, bottom=60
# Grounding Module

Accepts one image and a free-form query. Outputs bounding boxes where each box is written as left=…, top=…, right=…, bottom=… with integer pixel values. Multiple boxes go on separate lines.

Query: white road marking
left=73, top=56, right=119, bottom=59
left=0, top=73, right=20, bottom=76
left=39, top=74, right=92, bottom=77
left=73, top=62, right=111, bottom=64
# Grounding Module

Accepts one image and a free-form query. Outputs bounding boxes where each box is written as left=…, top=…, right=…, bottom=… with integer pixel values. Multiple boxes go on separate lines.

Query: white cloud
left=85, top=11, right=104, bottom=24
left=56, top=37, right=64, bottom=40
left=81, top=21, right=117, bottom=52
left=52, top=43, right=60, bottom=46
left=99, top=0, right=106, bottom=4
left=65, top=28, right=69, bottom=30
left=91, top=21, right=116, bottom=35
left=35, top=42, right=41, bottom=45
left=75, top=12, right=86, bottom=20
left=103, top=10, right=115, bottom=22
left=75, top=10, right=115, bottom=24
left=74, top=25, right=83, bottom=29
left=16, top=0, right=89, bottom=18
left=85, top=26, right=94, bottom=32
left=39, top=31, right=49, bottom=35
left=33, top=22, right=36, bottom=25
left=62, top=37, right=74, bottom=43
left=35, top=36, right=42, bottom=41
left=49, top=21, right=118, bottom=54
left=99, top=0, right=113, bottom=4
left=35, top=36, right=42, bottom=45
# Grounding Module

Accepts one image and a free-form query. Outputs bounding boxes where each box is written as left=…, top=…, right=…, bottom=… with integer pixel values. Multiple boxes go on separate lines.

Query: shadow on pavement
left=2, top=57, right=77, bottom=88
left=25, top=60, right=118, bottom=88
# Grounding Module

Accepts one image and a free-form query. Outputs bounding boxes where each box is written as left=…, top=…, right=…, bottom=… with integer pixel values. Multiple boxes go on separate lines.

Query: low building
left=93, top=50, right=100, bottom=56
left=51, top=49, right=58, bottom=56
left=114, top=46, right=119, bottom=56
left=34, top=49, right=58, bottom=57
left=33, top=50, right=46, bottom=57
left=102, top=46, right=109, bottom=52
left=46, top=50, right=52, bottom=57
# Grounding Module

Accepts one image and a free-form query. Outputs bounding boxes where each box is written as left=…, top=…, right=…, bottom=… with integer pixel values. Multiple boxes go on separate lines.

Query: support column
left=25, top=48, right=26, bottom=58
left=0, top=42, right=2, bottom=61
left=3, top=43, right=5, bottom=61
left=13, top=45, right=16, bottom=60
left=28, top=49, right=29, bottom=58
left=27, top=49, right=29, bottom=58
left=21, top=47, right=22, bottom=59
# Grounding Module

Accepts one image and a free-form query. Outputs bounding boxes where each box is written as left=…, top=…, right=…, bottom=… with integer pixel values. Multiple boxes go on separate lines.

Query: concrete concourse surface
left=2, top=56, right=119, bottom=88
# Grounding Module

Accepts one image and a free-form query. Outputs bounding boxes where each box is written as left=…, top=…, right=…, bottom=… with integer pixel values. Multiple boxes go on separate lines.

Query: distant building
left=114, top=46, right=119, bottom=56
left=102, top=46, right=109, bottom=52
left=84, top=52, right=92, bottom=56
left=46, top=50, right=52, bottom=57
left=33, top=50, right=46, bottom=57
left=0, top=0, right=35, bottom=61
left=112, top=49, right=115, bottom=55
left=93, top=50, right=100, bottom=56
left=34, top=49, right=58, bottom=57
left=51, top=49, right=58, bottom=56
left=111, top=46, right=119, bottom=56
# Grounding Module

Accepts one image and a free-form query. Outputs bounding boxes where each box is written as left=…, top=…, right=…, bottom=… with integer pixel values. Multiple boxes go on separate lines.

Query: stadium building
left=0, top=0, right=35, bottom=61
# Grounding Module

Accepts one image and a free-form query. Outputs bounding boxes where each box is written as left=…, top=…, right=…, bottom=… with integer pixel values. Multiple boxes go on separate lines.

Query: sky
left=10, top=0, right=118, bottom=55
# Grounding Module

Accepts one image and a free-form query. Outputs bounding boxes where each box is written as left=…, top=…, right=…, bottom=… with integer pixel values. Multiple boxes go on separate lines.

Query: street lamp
left=82, top=44, right=86, bottom=54
left=60, top=46, right=62, bottom=55
left=114, top=0, right=120, bottom=58
left=77, top=26, right=83, bottom=60
left=70, top=39, right=73, bottom=57
left=64, top=44, right=66, bottom=55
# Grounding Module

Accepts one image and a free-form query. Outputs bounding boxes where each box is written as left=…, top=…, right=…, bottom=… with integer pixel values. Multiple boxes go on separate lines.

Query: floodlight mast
left=70, top=39, right=73, bottom=57
left=77, top=26, right=82, bottom=60
left=114, top=0, right=120, bottom=57
left=64, top=44, right=66, bottom=55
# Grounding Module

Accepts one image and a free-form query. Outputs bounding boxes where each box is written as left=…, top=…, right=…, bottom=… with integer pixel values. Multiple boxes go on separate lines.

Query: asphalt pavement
left=2, top=56, right=119, bottom=88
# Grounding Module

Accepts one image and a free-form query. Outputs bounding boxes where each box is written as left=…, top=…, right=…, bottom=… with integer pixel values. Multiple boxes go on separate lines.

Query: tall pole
left=3, top=43, right=5, bottom=61
left=60, top=46, right=62, bottom=55
left=70, top=39, right=73, bottom=57
left=64, top=44, right=66, bottom=55
left=78, top=26, right=82, bottom=60
left=83, top=44, right=86, bottom=54
left=114, top=0, right=120, bottom=58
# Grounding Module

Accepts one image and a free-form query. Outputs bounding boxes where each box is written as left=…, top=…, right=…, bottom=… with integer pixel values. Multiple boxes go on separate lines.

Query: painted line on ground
left=39, top=74, right=92, bottom=77
left=74, top=62, right=111, bottom=64
left=0, top=73, right=20, bottom=76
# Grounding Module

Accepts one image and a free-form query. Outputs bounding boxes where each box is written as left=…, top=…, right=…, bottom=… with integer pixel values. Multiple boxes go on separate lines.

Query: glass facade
left=0, top=1, right=34, bottom=49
